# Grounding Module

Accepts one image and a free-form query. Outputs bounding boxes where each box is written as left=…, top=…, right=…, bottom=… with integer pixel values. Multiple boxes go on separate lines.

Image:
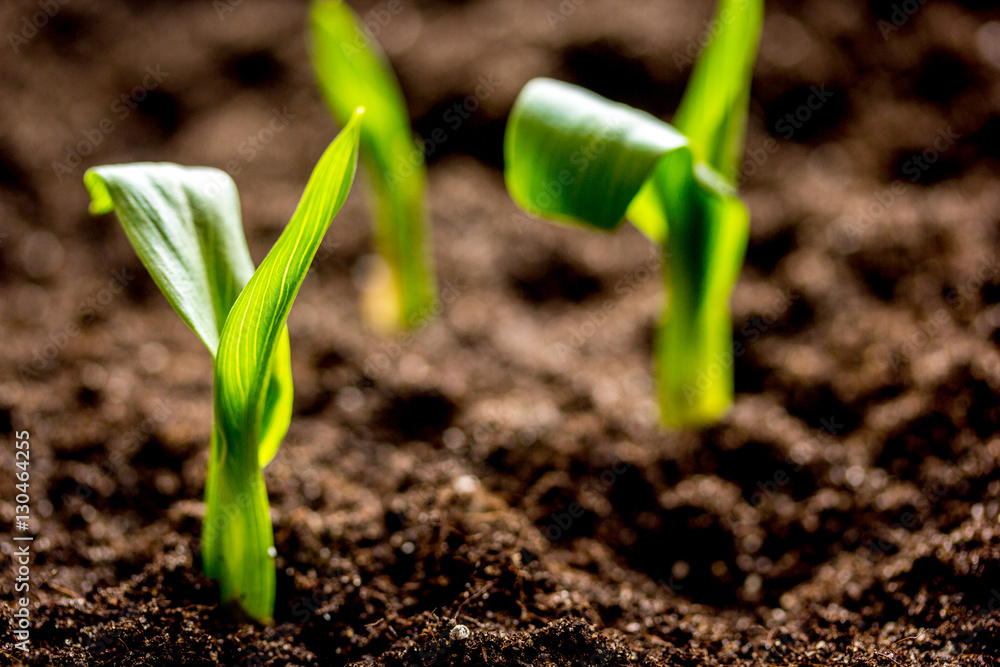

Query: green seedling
left=84, top=110, right=363, bottom=623
left=504, top=0, right=762, bottom=427
left=310, top=0, right=436, bottom=333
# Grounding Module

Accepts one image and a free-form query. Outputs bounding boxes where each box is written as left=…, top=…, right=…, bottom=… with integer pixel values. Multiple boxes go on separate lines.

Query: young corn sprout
left=310, top=0, right=437, bottom=333
left=504, top=0, right=762, bottom=427
left=84, top=110, right=363, bottom=623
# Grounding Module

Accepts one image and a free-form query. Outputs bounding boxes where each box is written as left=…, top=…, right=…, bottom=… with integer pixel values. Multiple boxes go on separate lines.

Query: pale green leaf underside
left=310, top=0, right=436, bottom=330
left=84, top=164, right=294, bottom=468
left=85, top=165, right=254, bottom=354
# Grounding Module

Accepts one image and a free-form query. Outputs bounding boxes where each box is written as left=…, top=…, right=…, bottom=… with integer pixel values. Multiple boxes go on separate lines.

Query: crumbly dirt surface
left=2, top=0, right=1000, bottom=664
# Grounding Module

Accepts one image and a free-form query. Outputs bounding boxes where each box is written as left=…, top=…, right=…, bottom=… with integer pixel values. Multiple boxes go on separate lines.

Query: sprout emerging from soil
left=503, top=0, right=762, bottom=427
left=310, top=0, right=437, bottom=333
left=83, top=111, right=363, bottom=623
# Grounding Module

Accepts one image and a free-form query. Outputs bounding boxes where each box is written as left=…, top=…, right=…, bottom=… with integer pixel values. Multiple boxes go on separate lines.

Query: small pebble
left=453, top=474, right=478, bottom=496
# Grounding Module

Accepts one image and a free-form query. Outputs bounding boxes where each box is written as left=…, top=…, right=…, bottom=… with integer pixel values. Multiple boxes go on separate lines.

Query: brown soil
left=3, top=0, right=1000, bottom=664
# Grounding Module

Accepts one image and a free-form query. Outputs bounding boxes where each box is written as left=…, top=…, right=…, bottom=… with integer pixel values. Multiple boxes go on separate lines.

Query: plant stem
left=202, top=427, right=276, bottom=623
left=363, top=158, right=437, bottom=333
left=657, top=266, right=735, bottom=427
left=655, top=162, right=747, bottom=428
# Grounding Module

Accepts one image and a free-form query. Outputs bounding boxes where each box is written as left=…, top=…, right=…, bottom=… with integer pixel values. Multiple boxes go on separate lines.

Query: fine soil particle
left=2, top=0, right=1000, bottom=665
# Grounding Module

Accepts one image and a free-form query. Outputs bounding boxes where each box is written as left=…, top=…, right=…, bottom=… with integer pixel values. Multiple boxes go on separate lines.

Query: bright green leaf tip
left=83, top=172, right=114, bottom=215
left=84, top=109, right=363, bottom=623
left=504, top=0, right=762, bottom=429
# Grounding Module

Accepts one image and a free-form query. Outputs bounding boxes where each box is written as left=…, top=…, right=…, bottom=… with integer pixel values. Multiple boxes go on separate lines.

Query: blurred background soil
left=2, top=0, right=1000, bottom=664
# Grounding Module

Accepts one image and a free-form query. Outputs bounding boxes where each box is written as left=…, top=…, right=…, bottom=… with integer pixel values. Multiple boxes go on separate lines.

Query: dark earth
left=3, top=0, right=1000, bottom=664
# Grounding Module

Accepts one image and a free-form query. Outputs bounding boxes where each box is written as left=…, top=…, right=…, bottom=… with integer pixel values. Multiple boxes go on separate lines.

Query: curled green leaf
left=505, top=79, right=748, bottom=426
left=503, top=0, right=761, bottom=428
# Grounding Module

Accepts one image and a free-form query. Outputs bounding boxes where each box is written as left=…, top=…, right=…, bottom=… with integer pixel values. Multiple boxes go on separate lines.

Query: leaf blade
left=310, top=0, right=436, bottom=331
left=84, top=165, right=254, bottom=355
left=205, top=109, right=362, bottom=622
left=673, top=0, right=764, bottom=183
left=258, top=328, right=293, bottom=468
left=85, top=163, right=296, bottom=467
left=504, top=78, right=689, bottom=242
